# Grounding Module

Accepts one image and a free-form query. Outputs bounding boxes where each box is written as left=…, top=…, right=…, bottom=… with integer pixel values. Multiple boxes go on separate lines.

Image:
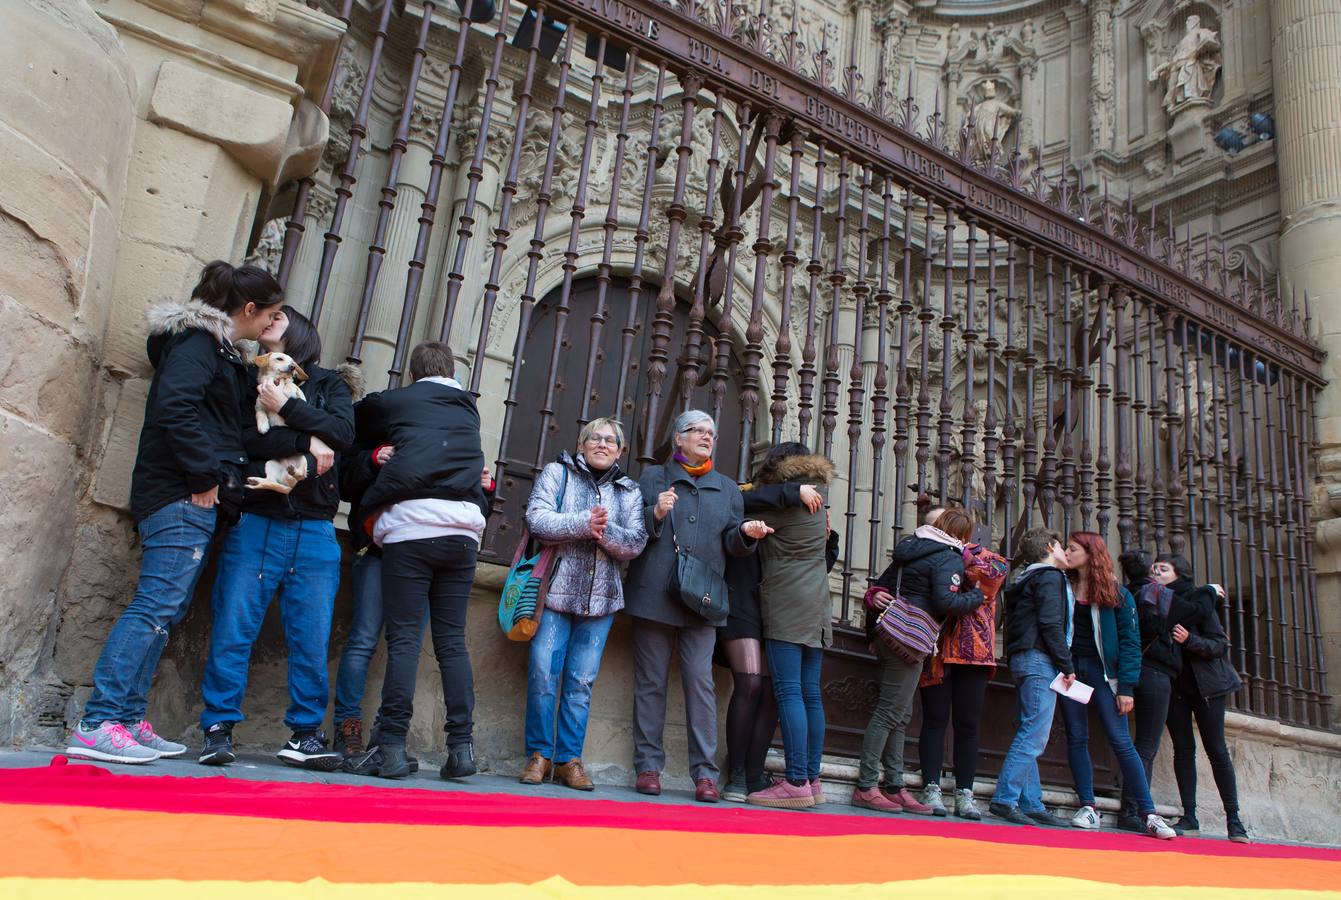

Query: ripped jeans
left=524, top=610, right=615, bottom=762
left=83, top=500, right=218, bottom=728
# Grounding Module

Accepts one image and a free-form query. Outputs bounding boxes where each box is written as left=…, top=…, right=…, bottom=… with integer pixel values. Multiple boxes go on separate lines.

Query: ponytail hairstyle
left=1068, top=531, right=1120, bottom=609
left=191, top=260, right=283, bottom=316
left=275, top=305, right=322, bottom=369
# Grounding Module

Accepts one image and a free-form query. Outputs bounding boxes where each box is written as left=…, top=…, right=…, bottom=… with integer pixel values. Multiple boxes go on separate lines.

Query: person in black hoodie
left=65, top=261, right=282, bottom=765
left=343, top=341, right=489, bottom=781
left=989, top=527, right=1075, bottom=828
left=197, top=306, right=360, bottom=769
left=1148, top=554, right=1250, bottom=842
left=854, top=508, right=987, bottom=815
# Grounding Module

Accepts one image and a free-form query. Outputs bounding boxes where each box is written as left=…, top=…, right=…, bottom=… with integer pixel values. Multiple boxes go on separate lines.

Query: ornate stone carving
left=1090, top=0, right=1116, bottom=151
left=1149, top=14, right=1222, bottom=115
left=322, top=54, right=366, bottom=171
left=244, top=218, right=286, bottom=275
left=408, top=101, right=443, bottom=147
left=972, top=79, right=1019, bottom=160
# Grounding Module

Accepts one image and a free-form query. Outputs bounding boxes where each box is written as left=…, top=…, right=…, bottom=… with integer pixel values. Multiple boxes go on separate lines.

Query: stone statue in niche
left=1149, top=14, right=1221, bottom=113
left=973, top=80, right=1019, bottom=159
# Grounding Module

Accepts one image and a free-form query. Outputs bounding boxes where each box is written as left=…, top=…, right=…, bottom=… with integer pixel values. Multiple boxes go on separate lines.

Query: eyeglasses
left=680, top=426, right=716, bottom=439
left=586, top=434, right=620, bottom=447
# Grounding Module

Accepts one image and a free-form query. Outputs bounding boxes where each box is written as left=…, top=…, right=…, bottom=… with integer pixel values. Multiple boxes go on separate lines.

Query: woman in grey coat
left=623, top=409, right=773, bottom=802
left=521, top=417, right=647, bottom=791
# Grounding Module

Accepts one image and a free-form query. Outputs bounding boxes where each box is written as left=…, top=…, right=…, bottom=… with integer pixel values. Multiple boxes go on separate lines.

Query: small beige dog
left=248, top=454, right=309, bottom=494
left=253, top=352, right=308, bottom=434
left=248, top=352, right=309, bottom=494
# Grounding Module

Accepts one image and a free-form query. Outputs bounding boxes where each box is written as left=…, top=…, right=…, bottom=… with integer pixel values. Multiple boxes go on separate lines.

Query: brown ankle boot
left=335, top=718, right=364, bottom=757
left=519, top=752, right=552, bottom=785
left=554, top=758, right=594, bottom=791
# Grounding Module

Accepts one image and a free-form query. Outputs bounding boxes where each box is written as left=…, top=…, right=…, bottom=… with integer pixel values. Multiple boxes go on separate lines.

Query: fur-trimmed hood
left=146, top=298, right=234, bottom=345
left=755, top=453, right=836, bottom=485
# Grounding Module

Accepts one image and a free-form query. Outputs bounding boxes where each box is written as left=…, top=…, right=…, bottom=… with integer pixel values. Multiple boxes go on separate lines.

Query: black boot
left=441, top=741, right=477, bottom=779
left=342, top=743, right=410, bottom=779
left=1226, top=811, right=1251, bottom=844
left=366, top=725, right=419, bottom=774
left=1169, top=812, right=1200, bottom=836
left=1116, top=800, right=1145, bottom=833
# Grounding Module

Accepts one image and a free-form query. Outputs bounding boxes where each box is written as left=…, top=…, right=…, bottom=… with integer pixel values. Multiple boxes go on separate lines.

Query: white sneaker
left=65, top=721, right=160, bottom=764
left=954, top=788, right=981, bottom=820
left=1146, top=813, right=1178, bottom=840
left=131, top=720, right=187, bottom=758
left=1072, top=805, right=1101, bottom=829
left=921, top=782, right=948, bottom=816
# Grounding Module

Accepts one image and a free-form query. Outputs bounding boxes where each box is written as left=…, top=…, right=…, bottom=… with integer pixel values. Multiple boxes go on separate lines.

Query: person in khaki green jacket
left=743, top=443, right=837, bottom=810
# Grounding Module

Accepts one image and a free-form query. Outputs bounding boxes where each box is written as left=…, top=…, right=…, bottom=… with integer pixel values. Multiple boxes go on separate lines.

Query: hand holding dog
left=258, top=379, right=288, bottom=414
left=309, top=436, right=334, bottom=475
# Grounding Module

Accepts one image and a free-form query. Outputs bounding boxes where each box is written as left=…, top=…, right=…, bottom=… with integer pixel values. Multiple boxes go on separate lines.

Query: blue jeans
left=993, top=649, right=1060, bottom=813
left=525, top=610, right=615, bottom=761
left=1059, top=653, right=1156, bottom=814
left=765, top=639, right=825, bottom=783
left=333, top=552, right=382, bottom=723
left=200, top=514, right=341, bottom=733
left=83, top=500, right=218, bottom=727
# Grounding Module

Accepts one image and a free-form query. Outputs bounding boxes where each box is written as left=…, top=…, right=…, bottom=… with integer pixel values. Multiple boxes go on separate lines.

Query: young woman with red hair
left=1058, top=532, right=1176, bottom=839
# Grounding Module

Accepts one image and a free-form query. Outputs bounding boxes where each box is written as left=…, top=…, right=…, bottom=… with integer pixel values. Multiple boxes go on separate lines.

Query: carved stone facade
left=4, top=0, right=1341, bottom=845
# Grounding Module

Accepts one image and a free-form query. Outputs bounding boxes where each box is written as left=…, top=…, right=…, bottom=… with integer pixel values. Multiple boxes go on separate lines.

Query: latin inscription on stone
left=1037, top=220, right=1124, bottom=272
left=1133, top=264, right=1192, bottom=309
left=965, top=183, right=1028, bottom=226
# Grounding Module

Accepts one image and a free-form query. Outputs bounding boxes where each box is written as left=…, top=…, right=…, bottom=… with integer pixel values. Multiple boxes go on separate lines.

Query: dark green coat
left=754, top=454, right=836, bottom=649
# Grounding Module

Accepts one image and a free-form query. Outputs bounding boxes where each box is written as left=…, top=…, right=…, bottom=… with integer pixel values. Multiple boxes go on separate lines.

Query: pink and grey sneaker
left=851, top=786, right=903, bottom=813
left=65, top=721, right=160, bottom=764
left=810, top=779, right=826, bottom=806
left=131, top=720, right=187, bottom=758
left=885, top=786, right=933, bottom=815
left=747, top=779, right=816, bottom=810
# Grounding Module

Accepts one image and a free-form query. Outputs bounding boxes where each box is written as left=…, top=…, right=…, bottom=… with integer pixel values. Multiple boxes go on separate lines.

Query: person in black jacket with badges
left=197, top=306, right=360, bottom=769
left=343, top=342, right=490, bottom=781
left=66, top=261, right=282, bottom=765
left=990, top=527, right=1075, bottom=827
left=1151, top=555, right=1250, bottom=843
left=854, top=508, right=987, bottom=815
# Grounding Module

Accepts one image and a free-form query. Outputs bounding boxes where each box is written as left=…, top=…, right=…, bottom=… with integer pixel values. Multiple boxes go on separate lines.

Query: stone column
left=1271, top=0, right=1341, bottom=726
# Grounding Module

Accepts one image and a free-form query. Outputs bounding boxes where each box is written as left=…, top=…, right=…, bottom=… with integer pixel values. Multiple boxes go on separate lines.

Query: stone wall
left=0, top=0, right=136, bottom=742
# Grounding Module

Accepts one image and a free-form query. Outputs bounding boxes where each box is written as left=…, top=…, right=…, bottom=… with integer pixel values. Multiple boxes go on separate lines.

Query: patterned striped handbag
left=497, top=468, right=567, bottom=641
left=868, top=566, right=940, bottom=665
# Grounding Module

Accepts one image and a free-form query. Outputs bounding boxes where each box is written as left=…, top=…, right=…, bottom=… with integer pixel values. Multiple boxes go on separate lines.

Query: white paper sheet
left=1049, top=673, right=1094, bottom=705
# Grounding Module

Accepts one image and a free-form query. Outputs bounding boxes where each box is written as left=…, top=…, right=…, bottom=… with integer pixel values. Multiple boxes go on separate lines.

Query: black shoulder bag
left=667, top=514, right=731, bottom=626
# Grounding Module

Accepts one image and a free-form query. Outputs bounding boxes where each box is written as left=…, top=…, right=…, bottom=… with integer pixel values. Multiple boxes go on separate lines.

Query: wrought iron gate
left=275, top=0, right=1330, bottom=748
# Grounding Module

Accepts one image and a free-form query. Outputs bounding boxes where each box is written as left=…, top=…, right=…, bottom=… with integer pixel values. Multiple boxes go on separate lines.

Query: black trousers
left=1122, top=665, right=1173, bottom=813
left=374, top=535, right=478, bottom=746
left=917, top=663, right=992, bottom=791
left=1167, top=689, right=1239, bottom=816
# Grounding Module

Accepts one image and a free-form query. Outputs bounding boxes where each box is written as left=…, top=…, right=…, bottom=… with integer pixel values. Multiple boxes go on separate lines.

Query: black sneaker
left=1170, top=815, right=1200, bottom=836
left=1025, top=809, right=1071, bottom=828
left=1227, top=813, right=1252, bottom=844
left=1116, top=814, right=1147, bottom=833
left=277, top=731, right=343, bottom=772
left=342, top=743, right=410, bottom=779
left=989, top=802, right=1035, bottom=826
left=440, top=741, right=477, bottom=779
left=199, top=723, right=235, bottom=766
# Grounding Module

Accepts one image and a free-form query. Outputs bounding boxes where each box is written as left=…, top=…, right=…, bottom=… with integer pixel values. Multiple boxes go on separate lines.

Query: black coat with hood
left=1162, top=578, right=1242, bottom=700
left=1003, top=563, right=1074, bottom=675
left=869, top=529, right=987, bottom=642
left=239, top=359, right=362, bottom=522
left=353, top=377, right=488, bottom=536
left=130, top=299, right=251, bottom=523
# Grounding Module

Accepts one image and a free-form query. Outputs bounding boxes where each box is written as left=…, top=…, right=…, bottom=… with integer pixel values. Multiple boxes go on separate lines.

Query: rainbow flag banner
left=2, top=758, right=1338, bottom=898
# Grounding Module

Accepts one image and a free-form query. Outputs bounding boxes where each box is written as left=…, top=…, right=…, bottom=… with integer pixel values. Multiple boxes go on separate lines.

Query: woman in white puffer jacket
left=518, top=416, right=647, bottom=791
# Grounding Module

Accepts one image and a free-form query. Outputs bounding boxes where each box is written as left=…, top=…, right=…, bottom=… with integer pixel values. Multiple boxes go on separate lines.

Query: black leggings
left=722, top=638, right=778, bottom=791
left=917, top=663, right=992, bottom=790
left=1123, top=665, right=1173, bottom=814
left=1166, top=690, right=1239, bottom=816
